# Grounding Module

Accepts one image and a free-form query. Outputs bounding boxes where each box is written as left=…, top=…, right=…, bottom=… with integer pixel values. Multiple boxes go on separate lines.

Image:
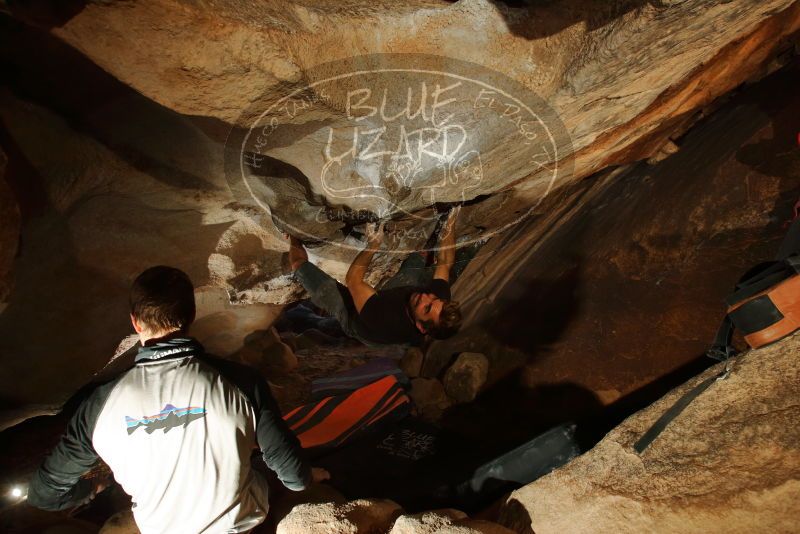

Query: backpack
left=708, top=254, right=800, bottom=358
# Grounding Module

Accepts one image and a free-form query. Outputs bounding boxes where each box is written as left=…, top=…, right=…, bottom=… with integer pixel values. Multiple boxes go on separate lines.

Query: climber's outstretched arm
left=346, top=222, right=384, bottom=313
left=434, top=207, right=459, bottom=282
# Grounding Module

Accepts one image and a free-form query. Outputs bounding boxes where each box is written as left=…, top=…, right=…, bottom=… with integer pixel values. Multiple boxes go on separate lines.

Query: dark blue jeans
left=295, top=261, right=362, bottom=340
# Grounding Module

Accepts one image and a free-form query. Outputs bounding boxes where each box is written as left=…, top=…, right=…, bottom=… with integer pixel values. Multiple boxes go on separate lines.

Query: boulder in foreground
left=499, top=333, right=800, bottom=534
left=276, top=498, right=403, bottom=534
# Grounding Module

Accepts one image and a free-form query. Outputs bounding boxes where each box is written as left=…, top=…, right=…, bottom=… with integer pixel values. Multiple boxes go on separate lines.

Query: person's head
left=129, top=266, right=195, bottom=341
left=410, top=292, right=462, bottom=339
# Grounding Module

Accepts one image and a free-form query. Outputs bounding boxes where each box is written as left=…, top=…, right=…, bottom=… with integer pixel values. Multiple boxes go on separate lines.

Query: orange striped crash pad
left=284, top=375, right=411, bottom=450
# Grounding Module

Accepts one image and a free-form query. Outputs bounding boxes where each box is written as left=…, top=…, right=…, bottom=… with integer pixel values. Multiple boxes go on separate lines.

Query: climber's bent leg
left=295, top=261, right=360, bottom=338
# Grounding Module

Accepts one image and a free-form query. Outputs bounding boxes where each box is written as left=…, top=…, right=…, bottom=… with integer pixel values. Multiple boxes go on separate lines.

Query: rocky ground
left=499, top=332, right=800, bottom=534
left=5, top=327, right=795, bottom=533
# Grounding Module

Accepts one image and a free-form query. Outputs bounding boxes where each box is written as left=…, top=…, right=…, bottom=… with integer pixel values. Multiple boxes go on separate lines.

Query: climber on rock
left=289, top=207, right=464, bottom=347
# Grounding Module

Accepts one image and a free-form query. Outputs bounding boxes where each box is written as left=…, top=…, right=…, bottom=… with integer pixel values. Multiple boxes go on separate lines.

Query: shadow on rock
left=734, top=64, right=800, bottom=230
left=484, top=259, right=583, bottom=356
left=440, top=377, right=603, bottom=455
left=5, top=0, right=88, bottom=29
left=485, top=0, right=661, bottom=40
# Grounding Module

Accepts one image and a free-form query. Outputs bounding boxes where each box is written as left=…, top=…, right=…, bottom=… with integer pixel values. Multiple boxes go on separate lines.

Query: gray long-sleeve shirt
left=28, top=337, right=311, bottom=533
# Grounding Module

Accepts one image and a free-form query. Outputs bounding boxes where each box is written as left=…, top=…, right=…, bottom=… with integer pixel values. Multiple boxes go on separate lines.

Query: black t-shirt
left=355, top=279, right=451, bottom=345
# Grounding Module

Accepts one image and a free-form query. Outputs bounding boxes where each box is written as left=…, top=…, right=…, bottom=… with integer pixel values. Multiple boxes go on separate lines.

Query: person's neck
left=139, top=329, right=184, bottom=347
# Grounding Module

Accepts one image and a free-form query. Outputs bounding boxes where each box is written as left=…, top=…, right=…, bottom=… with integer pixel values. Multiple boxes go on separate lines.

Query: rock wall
left=27, top=0, right=800, bottom=171
left=0, top=1, right=798, bottom=422
left=498, top=332, right=800, bottom=534
left=7, top=0, right=800, bottom=262
left=419, top=64, right=799, bottom=452
left=0, top=147, right=19, bottom=315
left=0, top=91, right=284, bottom=419
left=0, top=3, right=798, bottom=531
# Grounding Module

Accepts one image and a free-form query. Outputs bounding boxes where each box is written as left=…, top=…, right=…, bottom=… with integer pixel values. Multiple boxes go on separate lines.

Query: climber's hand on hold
left=441, top=205, right=461, bottom=240
left=366, top=221, right=385, bottom=249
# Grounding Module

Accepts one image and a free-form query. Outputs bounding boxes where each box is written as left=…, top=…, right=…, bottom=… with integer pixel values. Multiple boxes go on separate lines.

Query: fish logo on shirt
left=125, top=404, right=206, bottom=435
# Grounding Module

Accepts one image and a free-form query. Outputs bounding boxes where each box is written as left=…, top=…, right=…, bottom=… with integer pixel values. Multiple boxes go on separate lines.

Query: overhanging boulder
left=21, top=0, right=800, bottom=190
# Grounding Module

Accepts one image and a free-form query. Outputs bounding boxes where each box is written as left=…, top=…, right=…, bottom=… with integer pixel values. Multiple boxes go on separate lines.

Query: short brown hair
left=130, top=266, right=195, bottom=333
left=424, top=300, right=462, bottom=340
